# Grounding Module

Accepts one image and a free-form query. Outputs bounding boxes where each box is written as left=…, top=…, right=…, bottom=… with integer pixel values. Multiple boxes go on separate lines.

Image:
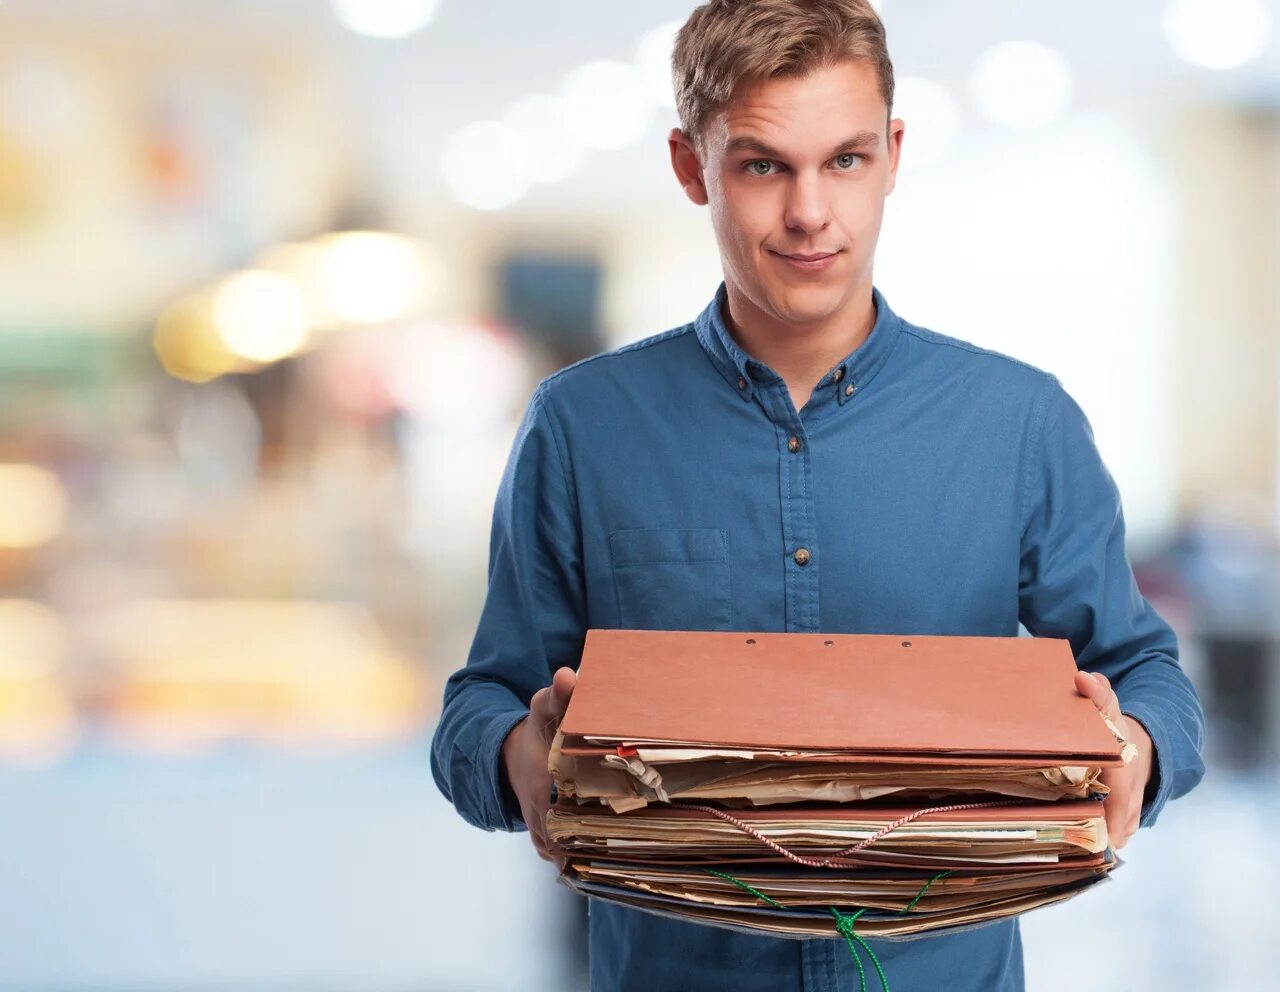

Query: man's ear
left=669, top=127, right=709, bottom=206
left=884, top=117, right=905, bottom=196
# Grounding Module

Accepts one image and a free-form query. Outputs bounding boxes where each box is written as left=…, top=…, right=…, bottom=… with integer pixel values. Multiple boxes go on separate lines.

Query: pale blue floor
left=0, top=731, right=584, bottom=992
left=0, top=731, right=1270, bottom=991
left=1022, top=767, right=1279, bottom=992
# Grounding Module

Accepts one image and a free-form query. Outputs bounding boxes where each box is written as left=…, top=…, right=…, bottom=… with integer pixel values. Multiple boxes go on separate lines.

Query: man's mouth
left=780, top=251, right=837, bottom=261
left=771, top=249, right=842, bottom=271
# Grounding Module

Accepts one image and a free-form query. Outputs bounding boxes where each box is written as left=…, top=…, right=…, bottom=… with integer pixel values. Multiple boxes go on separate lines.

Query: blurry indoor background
left=0, top=0, right=1277, bottom=989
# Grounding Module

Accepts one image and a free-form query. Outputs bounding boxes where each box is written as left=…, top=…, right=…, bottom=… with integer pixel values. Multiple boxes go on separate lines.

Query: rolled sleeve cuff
left=485, top=706, right=532, bottom=833
left=1118, top=701, right=1171, bottom=829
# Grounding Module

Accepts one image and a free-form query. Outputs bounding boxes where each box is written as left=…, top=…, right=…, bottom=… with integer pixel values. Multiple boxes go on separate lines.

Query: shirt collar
left=694, top=279, right=902, bottom=406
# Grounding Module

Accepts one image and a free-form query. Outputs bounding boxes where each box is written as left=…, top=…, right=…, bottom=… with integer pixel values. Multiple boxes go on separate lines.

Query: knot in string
left=829, top=907, right=887, bottom=992
left=831, top=906, right=868, bottom=940
left=702, top=867, right=952, bottom=992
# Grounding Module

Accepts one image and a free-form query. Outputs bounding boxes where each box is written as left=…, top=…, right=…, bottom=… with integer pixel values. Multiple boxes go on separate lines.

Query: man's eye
left=743, top=155, right=864, bottom=176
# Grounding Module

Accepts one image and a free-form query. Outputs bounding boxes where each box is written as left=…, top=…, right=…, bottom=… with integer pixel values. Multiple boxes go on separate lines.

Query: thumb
left=549, top=666, right=577, bottom=720
left=1074, top=670, right=1121, bottom=720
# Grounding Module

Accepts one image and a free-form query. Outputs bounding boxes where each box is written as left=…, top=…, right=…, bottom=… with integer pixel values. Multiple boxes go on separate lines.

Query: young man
left=430, top=2, right=1206, bottom=989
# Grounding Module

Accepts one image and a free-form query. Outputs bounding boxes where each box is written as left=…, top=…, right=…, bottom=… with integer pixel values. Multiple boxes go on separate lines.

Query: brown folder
left=559, top=629, right=1124, bottom=764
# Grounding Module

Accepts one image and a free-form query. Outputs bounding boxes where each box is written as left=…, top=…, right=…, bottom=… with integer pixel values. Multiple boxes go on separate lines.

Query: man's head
left=669, top=0, right=904, bottom=332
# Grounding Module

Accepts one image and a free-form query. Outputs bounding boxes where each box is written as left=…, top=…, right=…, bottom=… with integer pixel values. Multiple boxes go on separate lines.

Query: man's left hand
left=1074, top=669, right=1153, bottom=850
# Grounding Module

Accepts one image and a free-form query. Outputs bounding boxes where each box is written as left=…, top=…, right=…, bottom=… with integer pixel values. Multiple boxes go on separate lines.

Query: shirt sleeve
left=1018, top=374, right=1206, bottom=829
left=429, top=379, right=587, bottom=832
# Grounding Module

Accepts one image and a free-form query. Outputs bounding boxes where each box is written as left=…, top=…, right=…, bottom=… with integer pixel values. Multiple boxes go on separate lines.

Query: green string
left=702, top=867, right=952, bottom=992
left=830, top=907, right=877, bottom=992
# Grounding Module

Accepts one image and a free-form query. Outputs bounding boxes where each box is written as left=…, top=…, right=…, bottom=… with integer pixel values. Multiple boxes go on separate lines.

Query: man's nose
left=783, top=171, right=831, bottom=233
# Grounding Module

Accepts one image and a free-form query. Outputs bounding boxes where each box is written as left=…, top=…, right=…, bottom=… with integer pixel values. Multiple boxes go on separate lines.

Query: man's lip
left=774, top=250, right=839, bottom=261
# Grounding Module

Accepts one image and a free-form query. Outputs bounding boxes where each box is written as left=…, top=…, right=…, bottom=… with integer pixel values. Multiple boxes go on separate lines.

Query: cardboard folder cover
left=550, top=630, right=1124, bottom=943
left=559, top=629, right=1125, bottom=764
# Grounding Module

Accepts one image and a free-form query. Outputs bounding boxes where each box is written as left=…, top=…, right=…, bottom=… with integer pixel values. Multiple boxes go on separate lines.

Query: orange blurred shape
left=95, top=599, right=428, bottom=749
left=152, top=288, right=242, bottom=383
left=0, top=600, right=77, bottom=767
left=0, top=463, right=67, bottom=550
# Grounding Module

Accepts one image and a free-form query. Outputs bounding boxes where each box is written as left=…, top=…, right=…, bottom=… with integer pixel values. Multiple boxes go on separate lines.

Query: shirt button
left=737, top=377, right=747, bottom=390
left=792, top=548, right=811, bottom=566
left=832, top=368, right=845, bottom=382
left=844, top=383, right=856, bottom=397
left=787, top=435, right=802, bottom=453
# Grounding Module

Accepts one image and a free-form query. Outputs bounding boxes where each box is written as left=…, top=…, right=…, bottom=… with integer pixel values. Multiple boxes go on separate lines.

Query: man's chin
left=764, top=283, right=844, bottom=324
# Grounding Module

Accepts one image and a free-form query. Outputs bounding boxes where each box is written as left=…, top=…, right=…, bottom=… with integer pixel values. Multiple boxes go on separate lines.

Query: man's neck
left=721, top=280, right=877, bottom=412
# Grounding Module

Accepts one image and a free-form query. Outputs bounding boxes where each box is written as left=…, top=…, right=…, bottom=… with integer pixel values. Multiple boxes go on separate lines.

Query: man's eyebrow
left=724, top=131, right=881, bottom=158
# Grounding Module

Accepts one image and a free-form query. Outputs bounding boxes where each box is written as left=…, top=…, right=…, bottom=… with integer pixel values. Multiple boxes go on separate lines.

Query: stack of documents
left=548, top=629, right=1129, bottom=938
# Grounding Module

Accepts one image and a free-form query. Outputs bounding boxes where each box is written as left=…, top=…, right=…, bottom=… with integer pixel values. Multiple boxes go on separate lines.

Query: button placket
left=758, top=390, right=818, bottom=633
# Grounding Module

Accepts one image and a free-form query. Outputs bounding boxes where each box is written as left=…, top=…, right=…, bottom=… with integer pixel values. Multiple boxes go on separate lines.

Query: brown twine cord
left=683, top=798, right=1026, bottom=868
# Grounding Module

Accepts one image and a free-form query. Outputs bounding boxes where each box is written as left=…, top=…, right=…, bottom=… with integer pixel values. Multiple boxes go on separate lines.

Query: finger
left=1101, top=772, right=1143, bottom=849
left=528, top=808, right=554, bottom=861
left=531, top=791, right=554, bottom=838
left=1112, top=812, right=1136, bottom=850
left=550, top=839, right=569, bottom=873
left=1103, top=795, right=1126, bottom=849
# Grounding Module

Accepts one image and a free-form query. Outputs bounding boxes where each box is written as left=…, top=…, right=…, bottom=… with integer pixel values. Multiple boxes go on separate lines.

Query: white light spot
left=558, top=59, right=656, bottom=151
left=1163, top=0, right=1273, bottom=70
left=441, top=120, right=531, bottom=211
left=329, top=0, right=441, bottom=39
left=971, top=41, right=1073, bottom=130
left=212, top=270, right=310, bottom=362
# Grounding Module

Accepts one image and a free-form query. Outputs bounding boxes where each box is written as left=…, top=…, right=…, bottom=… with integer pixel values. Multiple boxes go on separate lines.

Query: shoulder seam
left=532, top=381, right=577, bottom=508
left=1017, top=371, right=1061, bottom=542
left=541, top=323, right=695, bottom=387
left=899, top=324, right=1047, bottom=376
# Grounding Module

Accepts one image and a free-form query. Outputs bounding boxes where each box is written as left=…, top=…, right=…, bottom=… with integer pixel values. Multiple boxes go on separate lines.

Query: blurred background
left=0, top=0, right=1276, bottom=989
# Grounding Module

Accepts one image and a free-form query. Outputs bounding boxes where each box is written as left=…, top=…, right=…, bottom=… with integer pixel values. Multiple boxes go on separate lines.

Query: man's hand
left=1074, top=669, right=1153, bottom=849
left=501, top=666, right=578, bottom=869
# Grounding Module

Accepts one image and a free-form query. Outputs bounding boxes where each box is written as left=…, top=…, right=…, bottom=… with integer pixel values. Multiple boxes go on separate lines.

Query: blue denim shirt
left=430, top=280, right=1206, bottom=992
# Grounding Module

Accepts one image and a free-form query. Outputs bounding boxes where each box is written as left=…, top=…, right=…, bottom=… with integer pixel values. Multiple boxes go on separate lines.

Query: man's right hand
left=501, top=666, right=577, bottom=868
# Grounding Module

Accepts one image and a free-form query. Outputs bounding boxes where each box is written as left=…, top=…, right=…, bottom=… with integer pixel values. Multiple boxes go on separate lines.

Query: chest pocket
left=609, top=527, right=732, bottom=631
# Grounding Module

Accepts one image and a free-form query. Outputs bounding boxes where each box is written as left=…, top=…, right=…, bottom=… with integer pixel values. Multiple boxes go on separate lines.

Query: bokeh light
left=153, top=288, right=241, bottom=383
left=634, top=21, right=683, bottom=110
left=329, top=0, right=442, bottom=40
left=558, top=59, right=655, bottom=151
left=212, top=269, right=310, bottom=363
left=441, top=119, right=531, bottom=210
left=1163, top=0, right=1273, bottom=70
left=971, top=41, right=1073, bottom=129
left=313, top=231, right=441, bottom=325
left=0, top=465, right=68, bottom=550
left=503, top=94, right=587, bottom=186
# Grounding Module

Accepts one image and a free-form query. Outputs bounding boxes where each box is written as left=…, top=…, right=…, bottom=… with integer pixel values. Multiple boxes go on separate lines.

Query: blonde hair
left=672, top=0, right=894, bottom=159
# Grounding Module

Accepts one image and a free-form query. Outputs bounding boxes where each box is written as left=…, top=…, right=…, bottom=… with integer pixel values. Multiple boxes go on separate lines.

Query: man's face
left=670, top=59, right=904, bottom=330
